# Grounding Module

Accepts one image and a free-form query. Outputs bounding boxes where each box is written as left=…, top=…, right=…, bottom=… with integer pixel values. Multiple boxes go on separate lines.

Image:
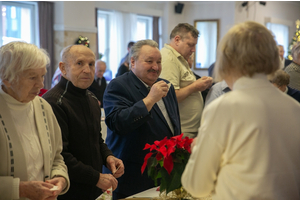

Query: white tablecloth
left=126, top=187, right=160, bottom=198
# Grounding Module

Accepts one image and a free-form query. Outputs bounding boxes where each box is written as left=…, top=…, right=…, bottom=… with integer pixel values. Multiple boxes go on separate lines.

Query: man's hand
left=192, top=76, right=213, bottom=92
left=143, top=81, right=169, bottom=111
left=106, top=155, right=125, bottom=178
left=19, top=181, right=55, bottom=200
left=45, top=176, right=67, bottom=199
left=148, top=80, right=169, bottom=102
left=96, top=173, right=118, bottom=191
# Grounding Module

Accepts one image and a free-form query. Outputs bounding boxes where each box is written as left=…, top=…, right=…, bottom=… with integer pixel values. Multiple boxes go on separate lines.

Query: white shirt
left=182, top=74, right=300, bottom=200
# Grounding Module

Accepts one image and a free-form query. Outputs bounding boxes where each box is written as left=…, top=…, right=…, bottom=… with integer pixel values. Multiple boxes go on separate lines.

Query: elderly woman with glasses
left=0, top=41, right=69, bottom=200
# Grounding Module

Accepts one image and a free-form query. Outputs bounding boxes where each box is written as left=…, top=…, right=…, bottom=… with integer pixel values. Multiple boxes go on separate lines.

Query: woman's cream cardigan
left=0, top=93, right=70, bottom=200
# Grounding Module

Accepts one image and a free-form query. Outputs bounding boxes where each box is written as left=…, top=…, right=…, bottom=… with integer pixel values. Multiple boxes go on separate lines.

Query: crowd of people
left=1, top=20, right=300, bottom=200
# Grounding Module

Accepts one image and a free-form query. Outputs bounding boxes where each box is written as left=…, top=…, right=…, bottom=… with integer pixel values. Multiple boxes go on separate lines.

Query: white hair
left=0, top=41, right=50, bottom=83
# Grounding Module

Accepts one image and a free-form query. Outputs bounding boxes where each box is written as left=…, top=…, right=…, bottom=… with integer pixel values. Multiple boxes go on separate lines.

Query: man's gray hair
left=291, top=42, right=300, bottom=60
left=0, top=41, right=50, bottom=83
left=60, top=45, right=74, bottom=63
left=129, top=40, right=158, bottom=68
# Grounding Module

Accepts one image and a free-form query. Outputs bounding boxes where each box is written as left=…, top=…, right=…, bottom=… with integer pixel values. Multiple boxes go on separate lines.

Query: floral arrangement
left=141, top=134, right=193, bottom=195
left=75, top=35, right=90, bottom=47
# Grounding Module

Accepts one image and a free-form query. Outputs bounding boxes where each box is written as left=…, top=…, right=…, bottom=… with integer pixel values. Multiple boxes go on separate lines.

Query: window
left=266, top=22, right=289, bottom=58
left=136, top=15, right=153, bottom=41
left=97, top=10, right=155, bottom=80
left=194, top=19, right=219, bottom=69
left=97, top=11, right=110, bottom=68
left=0, top=1, right=38, bottom=46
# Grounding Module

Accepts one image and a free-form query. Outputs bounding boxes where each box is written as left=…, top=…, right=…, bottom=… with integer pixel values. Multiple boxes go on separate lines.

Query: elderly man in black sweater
left=43, top=45, right=124, bottom=200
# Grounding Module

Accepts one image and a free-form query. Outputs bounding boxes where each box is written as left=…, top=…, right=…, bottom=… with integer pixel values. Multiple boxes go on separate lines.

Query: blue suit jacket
left=103, top=71, right=181, bottom=199
left=287, top=86, right=300, bottom=103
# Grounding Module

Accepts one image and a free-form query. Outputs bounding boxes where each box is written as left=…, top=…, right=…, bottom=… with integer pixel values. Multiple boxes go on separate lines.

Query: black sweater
left=43, top=77, right=113, bottom=200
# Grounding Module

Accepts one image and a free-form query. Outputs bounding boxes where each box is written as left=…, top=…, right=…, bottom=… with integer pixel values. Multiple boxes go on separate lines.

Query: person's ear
left=174, top=35, right=181, bottom=45
left=59, top=62, right=67, bottom=76
left=2, top=79, right=11, bottom=88
left=130, top=57, right=135, bottom=70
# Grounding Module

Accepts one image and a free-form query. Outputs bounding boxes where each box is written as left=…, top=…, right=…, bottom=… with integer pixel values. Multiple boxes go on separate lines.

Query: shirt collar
left=163, top=43, right=190, bottom=70
left=135, top=74, right=151, bottom=89
left=220, top=80, right=230, bottom=91
left=164, top=44, right=182, bottom=59
left=233, top=73, right=271, bottom=91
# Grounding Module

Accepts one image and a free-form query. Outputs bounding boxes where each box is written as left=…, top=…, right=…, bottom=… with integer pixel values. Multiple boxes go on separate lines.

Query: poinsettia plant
left=141, top=134, right=193, bottom=194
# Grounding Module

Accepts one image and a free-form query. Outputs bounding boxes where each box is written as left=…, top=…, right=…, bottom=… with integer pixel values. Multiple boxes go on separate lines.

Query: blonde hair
left=215, top=21, right=279, bottom=81
left=0, top=41, right=50, bottom=83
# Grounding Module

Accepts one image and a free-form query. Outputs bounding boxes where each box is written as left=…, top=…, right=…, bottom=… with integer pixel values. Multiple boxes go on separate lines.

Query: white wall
left=54, top=1, right=164, bottom=33
left=235, top=1, right=300, bottom=45
left=54, top=1, right=97, bottom=33
left=53, top=1, right=300, bottom=77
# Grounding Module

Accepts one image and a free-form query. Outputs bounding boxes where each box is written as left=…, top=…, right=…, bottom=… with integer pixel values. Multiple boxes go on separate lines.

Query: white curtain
left=266, top=23, right=289, bottom=58
left=109, top=11, right=137, bottom=78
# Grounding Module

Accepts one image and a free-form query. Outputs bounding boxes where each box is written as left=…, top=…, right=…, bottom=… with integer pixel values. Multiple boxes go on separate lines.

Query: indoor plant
left=141, top=134, right=193, bottom=196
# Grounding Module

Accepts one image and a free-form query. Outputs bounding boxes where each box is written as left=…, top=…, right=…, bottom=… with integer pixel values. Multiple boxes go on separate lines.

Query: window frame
left=266, top=22, right=289, bottom=58
left=0, top=1, right=38, bottom=46
left=137, top=15, right=153, bottom=40
left=97, top=10, right=110, bottom=66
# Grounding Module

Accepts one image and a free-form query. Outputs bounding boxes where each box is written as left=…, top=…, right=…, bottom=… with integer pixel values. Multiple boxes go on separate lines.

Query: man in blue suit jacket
left=103, top=40, right=181, bottom=199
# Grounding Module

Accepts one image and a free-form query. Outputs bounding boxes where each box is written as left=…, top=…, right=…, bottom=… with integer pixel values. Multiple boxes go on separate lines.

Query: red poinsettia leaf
left=165, top=140, right=176, bottom=156
left=186, top=137, right=194, bottom=145
left=156, top=152, right=163, bottom=161
left=176, top=140, right=185, bottom=149
left=156, top=137, right=168, bottom=148
left=173, top=133, right=183, bottom=141
left=150, top=144, right=158, bottom=151
left=141, top=152, right=153, bottom=174
left=163, top=155, right=174, bottom=174
left=159, top=145, right=167, bottom=157
left=184, top=138, right=194, bottom=153
left=143, top=143, right=152, bottom=150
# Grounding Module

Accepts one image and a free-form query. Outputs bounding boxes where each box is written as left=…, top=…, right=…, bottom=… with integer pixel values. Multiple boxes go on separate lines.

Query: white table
left=126, top=187, right=160, bottom=199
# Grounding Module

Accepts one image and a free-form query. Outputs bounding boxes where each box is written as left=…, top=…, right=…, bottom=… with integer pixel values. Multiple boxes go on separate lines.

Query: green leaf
left=158, top=159, right=164, bottom=167
left=147, top=157, right=158, bottom=182
left=160, top=163, right=185, bottom=194
left=159, top=168, right=169, bottom=193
